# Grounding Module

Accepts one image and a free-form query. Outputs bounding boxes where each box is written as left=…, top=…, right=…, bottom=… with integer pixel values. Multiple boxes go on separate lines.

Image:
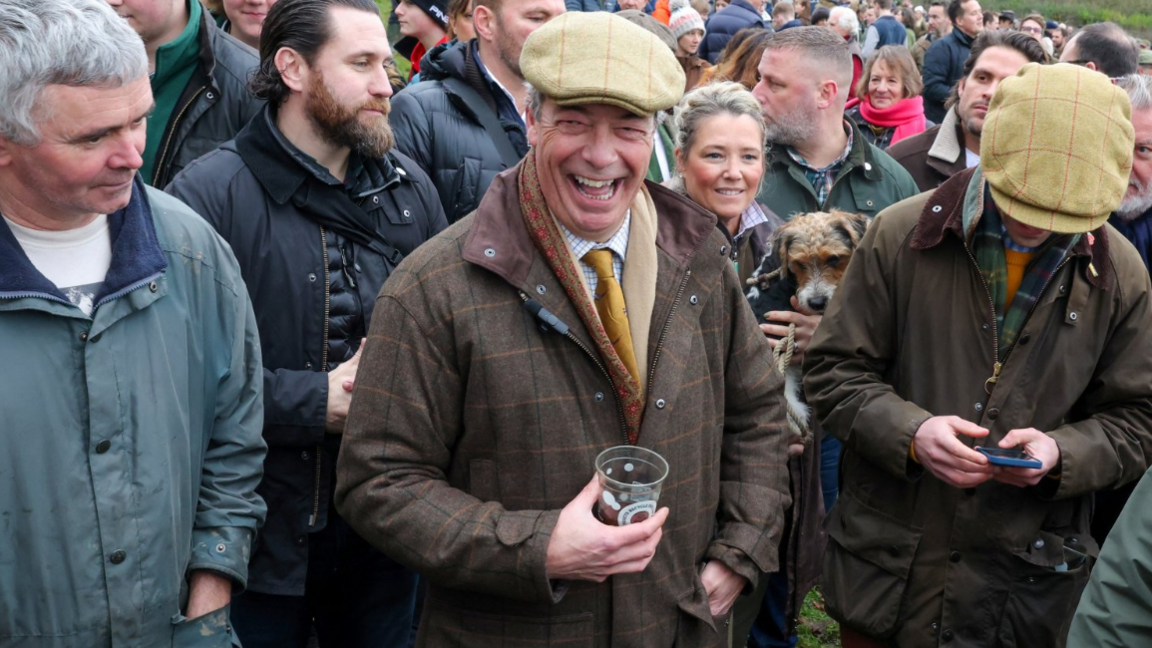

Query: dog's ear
left=831, top=210, right=869, bottom=249
left=769, top=223, right=796, bottom=281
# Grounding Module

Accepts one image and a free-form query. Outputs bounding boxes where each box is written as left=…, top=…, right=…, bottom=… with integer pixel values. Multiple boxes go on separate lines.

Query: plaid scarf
left=964, top=171, right=1079, bottom=352
left=517, top=152, right=646, bottom=444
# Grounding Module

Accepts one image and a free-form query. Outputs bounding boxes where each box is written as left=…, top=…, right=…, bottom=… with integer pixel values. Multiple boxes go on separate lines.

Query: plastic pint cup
left=594, top=445, right=670, bottom=526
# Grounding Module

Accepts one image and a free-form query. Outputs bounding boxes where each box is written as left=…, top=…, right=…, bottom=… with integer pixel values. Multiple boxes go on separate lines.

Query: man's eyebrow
left=67, top=102, right=156, bottom=143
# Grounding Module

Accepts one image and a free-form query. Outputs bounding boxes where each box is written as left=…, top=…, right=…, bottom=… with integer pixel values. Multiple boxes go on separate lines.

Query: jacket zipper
left=647, top=270, right=691, bottom=391
left=151, top=86, right=207, bottom=187
left=964, top=244, right=1070, bottom=395
left=518, top=291, right=629, bottom=444
left=309, top=226, right=332, bottom=528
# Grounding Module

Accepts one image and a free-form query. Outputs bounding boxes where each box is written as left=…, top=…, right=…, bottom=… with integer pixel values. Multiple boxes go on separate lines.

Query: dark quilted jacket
left=391, top=41, right=529, bottom=223
left=698, top=0, right=770, bottom=64
left=921, top=28, right=974, bottom=124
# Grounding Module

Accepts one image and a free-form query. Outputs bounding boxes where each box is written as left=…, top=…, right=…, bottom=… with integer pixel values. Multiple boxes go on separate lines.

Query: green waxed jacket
left=0, top=180, right=267, bottom=647
left=756, top=120, right=921, bottom=221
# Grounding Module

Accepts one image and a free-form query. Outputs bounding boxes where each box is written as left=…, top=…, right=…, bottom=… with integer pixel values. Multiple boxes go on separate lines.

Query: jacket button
left=949, top=551, right=961, bottom=563
left=302, top=451, right=310, bottom=460
left=655, top=399, right=666, bottom=409
left=719, top=245, right=728, bottom=255
left=373, top=196, right=380, bottom=204
left=1069, top=312, right=1078, bottom=321
left=95, top=440, right=111, bottom=454
left=80, top=332, right=89, bottom=342
left=595, top=392, right=605, bottom=402
left=536, top=285, right=547, bottom=294
left=297, top=536, right=306, bottom=545
left=484, top=248, right=496, bottom=258
left=1019, top=334, right=1030, bottom=345
left=866, top=200, right=874, bottom=207
left=932, top=205, right=943, bottom=213
left=931, top=622, right=939, bottom=631
left=305, top=362, right=313, bottom=369
left=689, top=295, right=698, bottom=305
left=1059, top=285, right=1066, bottom=294
left=109, top=550, right=126, bottom=565
left=981, top=323, right=989, bottom=332
left=1033, top=538, right=1045, bottom=549
left=974, top=402, right=983, bottom=412
left=149, top=281, right=158, bottom=292
left=942, top=629, right=954, bottom=642
left=206, top=92, right=215, bottom=100
left=987, top=408, right=999, bottom=420
left=216, top=543, right=227, bottom=553
left=308, top=273, right=317, bottom=282
left=403, top=209, right=411, bottom=219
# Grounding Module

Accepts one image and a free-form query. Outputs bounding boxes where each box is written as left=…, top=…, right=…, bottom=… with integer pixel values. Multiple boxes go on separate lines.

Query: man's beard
left=305, top=71, right=395, bottom=158
left=1117, top=177, right=1152, bottom=221
left=494, top=18, right=523, bottom=77
left=764, top=105, right=817, bottom=147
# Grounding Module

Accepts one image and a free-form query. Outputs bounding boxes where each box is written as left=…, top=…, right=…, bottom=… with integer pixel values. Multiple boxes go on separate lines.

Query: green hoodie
left=144, top=0, right=202, bottom=185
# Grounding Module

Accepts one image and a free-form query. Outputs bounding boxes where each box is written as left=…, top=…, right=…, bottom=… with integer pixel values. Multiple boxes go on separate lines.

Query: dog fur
left=746, top=209, right=869, bottom=438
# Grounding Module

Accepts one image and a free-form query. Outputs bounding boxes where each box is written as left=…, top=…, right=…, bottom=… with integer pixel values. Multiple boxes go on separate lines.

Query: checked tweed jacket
left=335, top=165, right=791, bottom=647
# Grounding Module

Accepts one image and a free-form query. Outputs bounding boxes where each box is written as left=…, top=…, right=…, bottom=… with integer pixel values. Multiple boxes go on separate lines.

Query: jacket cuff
left=1036, top=427, right=1080, bottom=499
left=498, top=508, right=566, bottom=603
left=188, top=526, right=255, bottom=593
left=704, top=543, right=760, bottom=594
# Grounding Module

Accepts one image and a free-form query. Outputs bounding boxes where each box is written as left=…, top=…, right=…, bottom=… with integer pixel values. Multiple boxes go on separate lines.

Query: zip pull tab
left=984, top=362, right=1003, bottom=395
left=339, top=245, right=357, bottom=289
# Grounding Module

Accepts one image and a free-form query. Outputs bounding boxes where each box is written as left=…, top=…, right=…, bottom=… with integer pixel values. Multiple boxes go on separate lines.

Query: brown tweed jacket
left=335, top=165, right=791, bottom=648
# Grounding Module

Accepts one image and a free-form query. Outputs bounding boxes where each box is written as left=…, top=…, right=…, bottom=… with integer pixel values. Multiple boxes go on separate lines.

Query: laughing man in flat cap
left=805, top=62, right=1152, bottom=647
left=335, top=11, right=791, bottom=647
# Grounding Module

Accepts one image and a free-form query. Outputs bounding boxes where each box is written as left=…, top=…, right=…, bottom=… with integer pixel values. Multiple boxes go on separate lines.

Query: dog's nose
left=808, top=296, right=828, bottom=312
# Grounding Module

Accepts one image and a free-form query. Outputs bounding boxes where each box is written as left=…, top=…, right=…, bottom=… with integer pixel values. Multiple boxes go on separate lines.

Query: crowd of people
left=3, top=0, right=1152, bottom=647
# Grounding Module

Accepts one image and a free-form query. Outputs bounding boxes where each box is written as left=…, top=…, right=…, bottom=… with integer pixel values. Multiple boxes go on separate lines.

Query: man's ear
left=1086, top=61, right=1099, bottom=72
left=275, top=47, right=308, bottom=95
left=0, top=137, right=14, bottom=167
left=525, top=105, right=539, bottom=148
left=816, top=78, right=840, bottom=109
left=472, top=3, right=497, bottom=43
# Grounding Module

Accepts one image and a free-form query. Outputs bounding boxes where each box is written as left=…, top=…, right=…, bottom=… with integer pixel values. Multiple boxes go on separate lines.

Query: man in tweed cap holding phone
left=336, top=11, right=791, bottom=647
left=805, top=62, right=1152, bottom=647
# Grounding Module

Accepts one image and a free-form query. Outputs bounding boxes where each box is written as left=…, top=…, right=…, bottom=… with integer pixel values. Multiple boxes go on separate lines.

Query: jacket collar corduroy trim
left=928, top=107, right=967, bottom=168
left=0, top=176, right=168, bottom=305
left=461, top=161, right=718, bottom=288
left=910, top=167, right=1111, bottom=289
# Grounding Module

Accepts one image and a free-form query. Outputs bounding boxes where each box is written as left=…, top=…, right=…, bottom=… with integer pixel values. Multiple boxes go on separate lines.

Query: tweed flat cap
left=520, top=12, right=686, bottom=116
left=982, top=63, right=1134, bottom=234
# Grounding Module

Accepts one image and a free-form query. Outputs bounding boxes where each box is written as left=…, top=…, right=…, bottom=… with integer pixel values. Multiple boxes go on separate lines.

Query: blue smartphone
left=976, top=446, right=1043, bottom=469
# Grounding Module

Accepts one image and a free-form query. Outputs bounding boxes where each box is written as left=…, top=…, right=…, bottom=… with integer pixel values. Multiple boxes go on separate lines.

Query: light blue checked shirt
left=560, top=211, right=631, bottom=296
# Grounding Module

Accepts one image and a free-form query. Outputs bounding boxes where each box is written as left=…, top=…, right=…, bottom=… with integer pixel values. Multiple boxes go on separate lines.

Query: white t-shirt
left=965, top=148, right=980, bottom=169
left=4, top=215, right=112, bottom=315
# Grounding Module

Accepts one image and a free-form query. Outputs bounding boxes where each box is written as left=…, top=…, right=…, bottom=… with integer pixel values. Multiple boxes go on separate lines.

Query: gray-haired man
left=0, top=1, right=267, bottom=645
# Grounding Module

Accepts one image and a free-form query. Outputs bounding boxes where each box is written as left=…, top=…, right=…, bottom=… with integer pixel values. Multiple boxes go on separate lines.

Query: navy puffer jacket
left=698, top=0, right=770, bottom=64
left=921, top=28, right=974, bottom=123
left=391, top=41, right=530, bottom=223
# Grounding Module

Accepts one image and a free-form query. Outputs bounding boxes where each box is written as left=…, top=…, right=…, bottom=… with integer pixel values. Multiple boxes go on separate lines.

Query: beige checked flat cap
left=520, top=12, right=686, bottom=116
left=981, top=63, right=1134, bottom=234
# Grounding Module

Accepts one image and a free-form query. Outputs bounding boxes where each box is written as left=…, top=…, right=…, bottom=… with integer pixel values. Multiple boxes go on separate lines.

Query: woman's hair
left=710, top=28, right=776, bottom=91
left=667, top=81, right=768, bottom=194
left=447, top=0, right=473, bottom=40
left=856, top=45, right=922, bottom=101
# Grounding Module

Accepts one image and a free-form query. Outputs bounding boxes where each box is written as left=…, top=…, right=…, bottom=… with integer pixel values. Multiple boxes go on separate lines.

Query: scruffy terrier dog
left=746, top=209, right=869, bottom=442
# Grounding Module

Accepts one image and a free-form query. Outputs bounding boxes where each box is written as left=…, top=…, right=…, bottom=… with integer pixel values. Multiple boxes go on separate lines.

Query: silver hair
left=0, top=0, right=148, bottom=146
left=829, top=6, right=860, bottom=34
left=1116, top=74, right=1152, bottom=112
left=666, top=81, right=767, bottom=194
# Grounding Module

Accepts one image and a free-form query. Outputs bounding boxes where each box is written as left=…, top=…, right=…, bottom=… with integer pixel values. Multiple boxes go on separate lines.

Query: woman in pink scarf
left=844, top=46, right=929, bottom=150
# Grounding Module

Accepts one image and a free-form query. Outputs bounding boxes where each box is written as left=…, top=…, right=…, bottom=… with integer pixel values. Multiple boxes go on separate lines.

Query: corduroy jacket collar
left=910, top=166, right=1111, bottom=289
left=461, top=161, right=718, bottom=288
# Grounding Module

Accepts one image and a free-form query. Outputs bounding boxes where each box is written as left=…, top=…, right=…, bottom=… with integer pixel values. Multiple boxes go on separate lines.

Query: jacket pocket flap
left=676, top=576, right=718, bottom=634
left=495, top=510, right=540, bottom=547
left=826, top=493, right=922, bottom=579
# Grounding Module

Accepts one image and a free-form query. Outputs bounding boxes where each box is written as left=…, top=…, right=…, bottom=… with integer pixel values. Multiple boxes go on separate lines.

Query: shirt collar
left=785, top=120, right=855, bottom=173
left=473, top=41, right=524, bottom=123
left=733, top=202, right=770, bottom=241
left=560, top=210, right=632, bottom=263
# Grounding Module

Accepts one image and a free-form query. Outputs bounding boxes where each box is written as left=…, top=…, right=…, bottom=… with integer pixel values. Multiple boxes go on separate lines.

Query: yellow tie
left=583, top=249, right=639, bottom=380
